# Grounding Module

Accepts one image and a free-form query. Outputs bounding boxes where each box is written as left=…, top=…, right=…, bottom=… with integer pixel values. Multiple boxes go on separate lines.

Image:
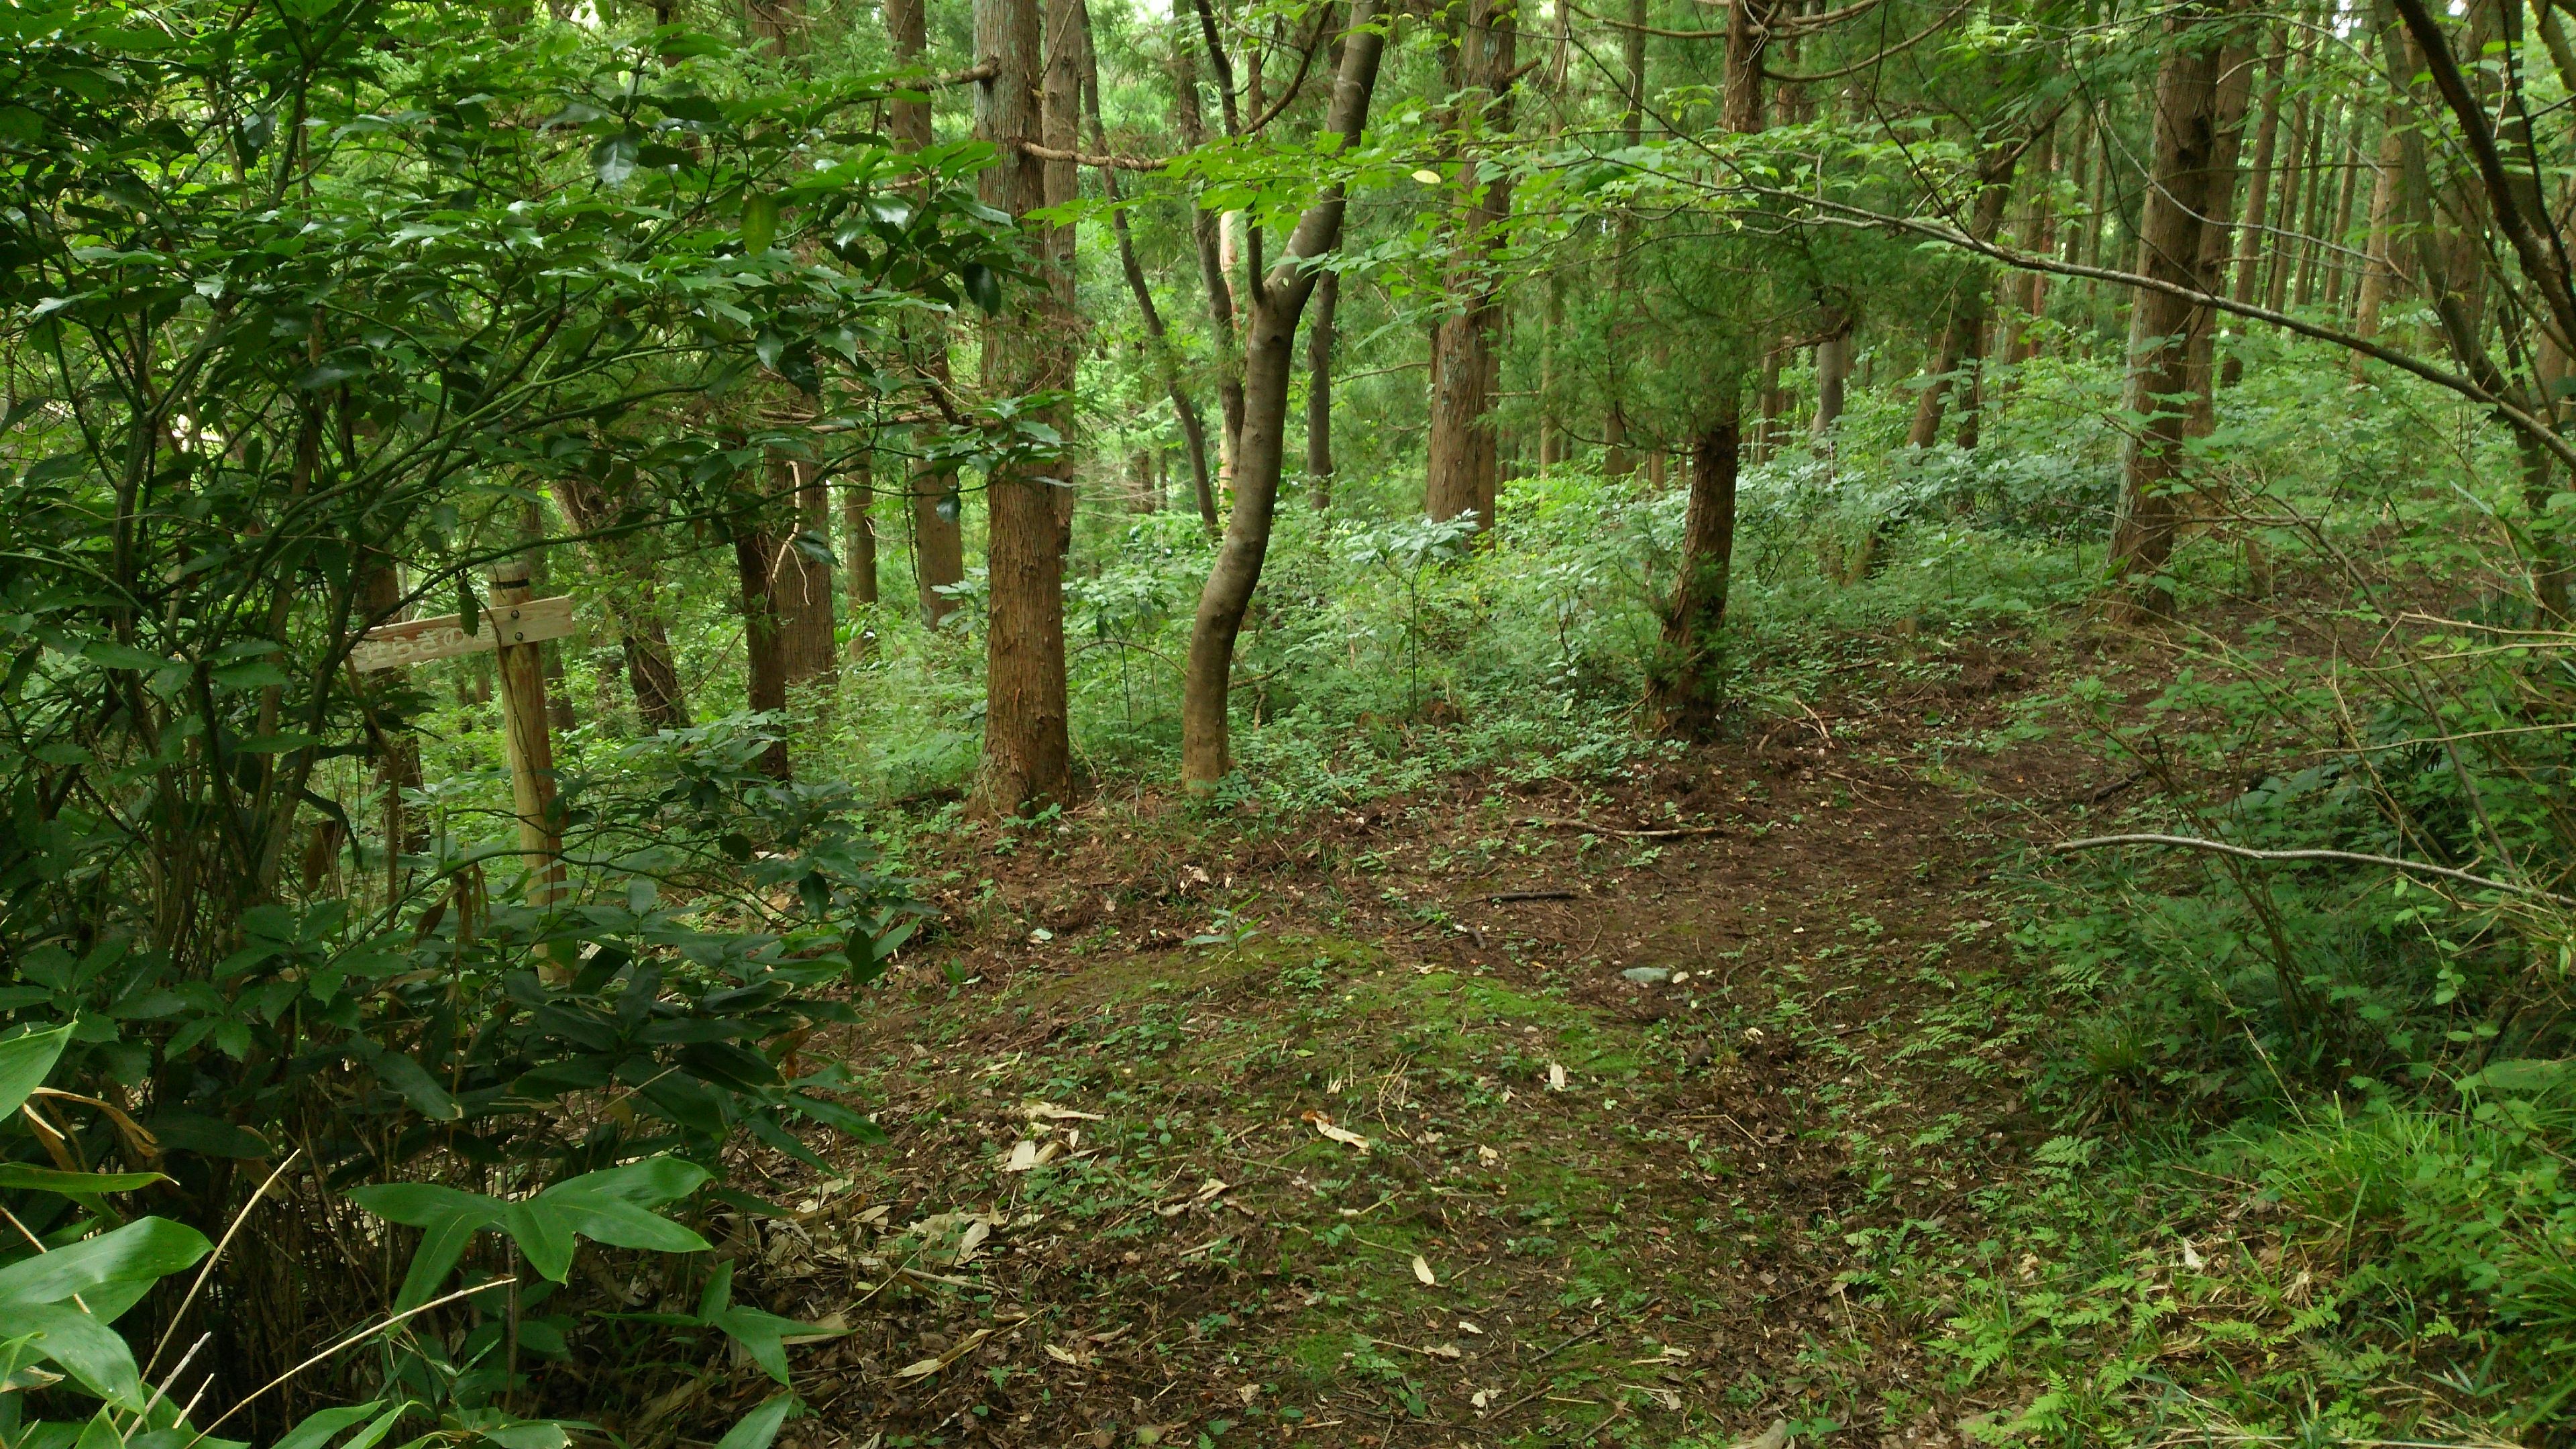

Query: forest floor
left=718, top=627, right=2141, bottom=1449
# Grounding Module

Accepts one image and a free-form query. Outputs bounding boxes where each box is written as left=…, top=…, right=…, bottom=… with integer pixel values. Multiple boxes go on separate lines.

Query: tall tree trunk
left=356, top=556, right=426, bottom=861
left=890, top=0, right=965, bottom=626
left=971, top=0, right=1079, bottom=814
left=2221, top=25, right=2285, bottom=387
left=1810, top=309, right=1851, bottom=442
left=2266, top=40, right=2312, bottom=314
left=1648, top=0, right=1762, bottom=733
left=548, top=472, right=690, bottom=730
left=1909, top=148, right=2018, bottom=449
left=1307, top=269, right=1338, bottom=506
left=843, top=453, right=879, bottom=661
left=2322, top=115, right=2364, bottom=315
left=1174, top=43, right=1246, bottom=495
left=2183, top=38, right=2258, bottom=437
left=1425, top=0, right=1516, bottom=533
left=2293, top=103, right=2334, bottom=306
left=1181, top=2, right=1389, bottom=788
left=1603, top=0, right=1648, bottom=478
left=1085, top=8, right=1218, bottom=530
left=2110, top=3, right=2234, bottom=620
left=731, top=513, right=792, bottom=779
left=1539, top=275, right=1565, bottom=470
left=2351, top=126, right=2404, bottom=345
left=2000, top=125, right=2053, bottom=368
left=773, top=456, right=837, bottom=688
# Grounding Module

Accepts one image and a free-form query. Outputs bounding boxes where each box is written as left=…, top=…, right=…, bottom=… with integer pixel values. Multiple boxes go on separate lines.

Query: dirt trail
left=717, top=641, right=2108, bottom=1449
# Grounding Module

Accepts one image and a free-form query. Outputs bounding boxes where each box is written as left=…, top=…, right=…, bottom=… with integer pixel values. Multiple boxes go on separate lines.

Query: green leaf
left=500, top=1201, right=576, bottom=1284
left=370, top=1051, right=462, bottom=1121
left=712, top=1395, right=794, bottom=1449
left=458, top=576, right=480, bottom=637
left=346, top=1183, right=504, bottom=1309
left=19, top=1303, right=147, bottom=1407
left=741, top=194, right=778, bottom=254
left=271, top=1401, right=384, bottom=1449
left=0, top=1218, right=211, bottom=1312
left=961, top=262, right=1002, bottom=316
left=549, top=1156, right=710, bottom=1208
left=0, top=1023, right=72, bottom=1118
left=0, top=1166, right=167, bottom=1196
left=592, top=133, right=639, bottom=187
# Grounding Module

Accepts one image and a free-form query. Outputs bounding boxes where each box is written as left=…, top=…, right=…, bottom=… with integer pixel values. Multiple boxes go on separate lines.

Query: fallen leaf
left=1195, top=1178, right=1229, bottom=1201
left=1471, top=1389, right=1492, bottom=1410
left=1044, top=1344, right=1081, bottom=1365
left=1547, top=1063, right=1567, bottom=1091
left=1303, top=1111, right=1373, bottom=1154
left=1458, top=1319, right=1484, bottom=1334
left=2181, top=1238, right=2205, bottom=1271
left=1727, top=1418, right=1790, bottom=1449
left=1004, top=1140, right=1039, bottom=1172
left=894, top=1356, right=946, bottom=1379
left=1237, top=1383, right=1259, bottom=1405
left=1020, top=1101, right=1104, bottom=1122
left=955, top=1218, right=990, bottom=1264
left=1412, top=1254, right=1437, bottom=1287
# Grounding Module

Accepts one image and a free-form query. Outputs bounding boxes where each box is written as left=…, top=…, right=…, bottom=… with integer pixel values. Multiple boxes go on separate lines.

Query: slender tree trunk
left=2111, top=3, right=2234, bottom=620
left=2000, top=125, right=2053, bottom=368
left=1307, top=269, right=1338, bottom=506
left=1603, top=0, right=1647, bottom=478
left=843, top=453, right=879, bottom=661
left=890, top=0, right=965, bottom=625
left=356, top=557, right=426, bottom=859
left=731, top=517, right=792, bottom=778
left=1182, top=3, right=1389, bottom=788
left=2293, top=103, right=2333, bottom=306
left=2221, top=25, right=2285, bottom=387
left=1425, top=0, right=1515, bottom=533
left=2351, top=126, right=2404, bottom=344
left=2322, top=116, right=2365, bottom=315
left=971, top=0, right=1078, bottom=814
left=1085, top=9, right=1217, bottom=530
left=1810, top=309, right=1851, bottom=441
left=2184, top=38, right=2257, bottom=437
left=2266, top=41, right=2312, bottom=315
left=773, top=457, right=837, bottom=688
left=548, top=473, right=689, bottom=730
left=1174, top=44, right=1246, bottom=494
left=1909, top=148, right=2018, bottom=448
left=1539, top=275, right=1565, bottom=470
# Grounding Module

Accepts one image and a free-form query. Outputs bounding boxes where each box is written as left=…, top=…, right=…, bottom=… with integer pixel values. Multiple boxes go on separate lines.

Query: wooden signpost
left=355, top=562, right=575, bottom=904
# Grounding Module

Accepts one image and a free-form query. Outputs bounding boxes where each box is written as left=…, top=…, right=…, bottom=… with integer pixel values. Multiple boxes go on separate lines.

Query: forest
left=8, top=0, right=2576, bottom=1443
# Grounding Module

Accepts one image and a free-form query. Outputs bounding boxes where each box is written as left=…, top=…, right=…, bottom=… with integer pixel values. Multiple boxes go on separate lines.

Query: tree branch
left=2050, top=833, right=2576, bottom=906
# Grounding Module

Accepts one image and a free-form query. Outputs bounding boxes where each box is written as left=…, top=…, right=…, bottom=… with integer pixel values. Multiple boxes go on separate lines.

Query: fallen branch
left=1479, top=889, right=1580, bottom=903
left=2049, top=834, right=2576, bottom=906
left=1520, top=816, right=1723, bottom=840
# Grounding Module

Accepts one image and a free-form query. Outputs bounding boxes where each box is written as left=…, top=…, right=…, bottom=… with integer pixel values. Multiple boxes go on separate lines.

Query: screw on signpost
left=487, top=559, right=566, bottom=924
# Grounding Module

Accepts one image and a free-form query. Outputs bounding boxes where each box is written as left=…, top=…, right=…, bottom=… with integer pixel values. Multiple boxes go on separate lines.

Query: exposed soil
left=689, top=631, right=2135, bottom=1449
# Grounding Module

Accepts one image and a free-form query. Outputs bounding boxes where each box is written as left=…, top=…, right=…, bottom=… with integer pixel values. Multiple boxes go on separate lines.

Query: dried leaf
left=1547, top=1063, right=1568, bottom=1090
left=1020, top=1101, right=1104, bottom=1122
left=1412, top=1254, right=1437, bottom=1287
left=1044, top=1343, right=1081, bottom=1365
left=1004, top=1140, right=1039, bottom=1173
left=894, top=1356, right=946, bottom=1379
left=955, top=1218, right=990, bottom=1264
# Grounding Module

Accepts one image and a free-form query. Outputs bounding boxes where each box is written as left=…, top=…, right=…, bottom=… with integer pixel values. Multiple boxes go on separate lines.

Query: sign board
left=352, top=596, right=576, bottom=673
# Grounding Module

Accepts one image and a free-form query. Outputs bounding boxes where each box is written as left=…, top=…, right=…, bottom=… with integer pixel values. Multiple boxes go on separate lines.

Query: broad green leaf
left=712, top=1395, right=794, bottom=1449
left=369, top=1052, right=462, bottom=1121
left=0, top=1218, right=210, bottom=1312
left=741, top=193, right=778, bottom=254
left=500, top=1201, right=576, bottom=1284
left=0, top=1023, right=73, bottom=1118
left=547, top=1157, right=709, bottom=1208
left=346, top=1184, right=504, bottom=1309
left=18, top=1303, right=145, bottom=1407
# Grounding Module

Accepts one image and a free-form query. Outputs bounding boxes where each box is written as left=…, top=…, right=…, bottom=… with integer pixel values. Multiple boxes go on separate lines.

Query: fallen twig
left=2049, top=833, right=2576, bottom=906
left=1478, top=889, right=1580, bottom=903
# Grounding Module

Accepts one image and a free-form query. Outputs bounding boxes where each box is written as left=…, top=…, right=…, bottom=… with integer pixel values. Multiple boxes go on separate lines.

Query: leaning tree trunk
left=2110, top=1, right=2235, bottom=621
left=1424, top=0, right=1517, bottom=535
left=889, top=0, right=965, bottom=627
left=1181, top=1, right=1389, bottom=789
left=971, top=0, right=1079, bottom=815
left=1084, top=7, right=1218, bottom=530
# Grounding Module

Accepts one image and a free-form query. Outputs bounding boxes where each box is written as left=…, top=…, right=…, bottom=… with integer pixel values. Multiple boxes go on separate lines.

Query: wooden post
left=488, top=559, right=564, bottom=906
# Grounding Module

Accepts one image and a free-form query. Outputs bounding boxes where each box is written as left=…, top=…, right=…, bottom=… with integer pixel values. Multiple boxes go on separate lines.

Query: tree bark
left=2220, top=25, right=2285, bottom=388
left=890, top=0, right=966, bottom=626
left=1181, top=2, right=1389, bottom=789
left=1908, top=148, right=2017, bottom=449
left=731, top=516, right=792, bottom=779
left=2351, top=125, right=2403, bottom=345
left=1810, top=309, right=1851, bottom=442
left=1424, top=0, right=1515, bottom=534
left=773, top=456, right=837, bottom=688
left=2183, top=38, right=2257, bottom=437
left=971, top=0, right=1079, bottom=815
left=1306, top=269, right=1338, bottom=506
left=1651, top=418, right=1740, bottom=733
left=2110, top=3, right=2235, bottom=620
